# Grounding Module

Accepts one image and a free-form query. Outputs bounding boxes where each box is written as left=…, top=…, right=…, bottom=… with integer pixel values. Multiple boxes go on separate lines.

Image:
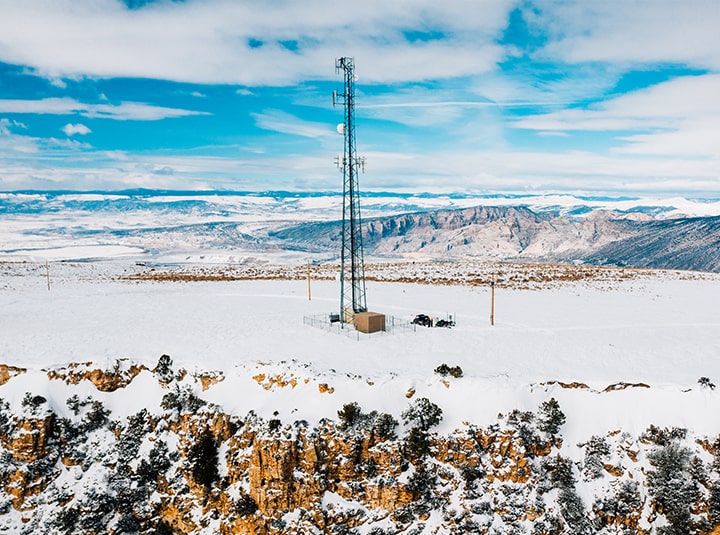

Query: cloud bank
left=0, top=0, right=719, bottom=194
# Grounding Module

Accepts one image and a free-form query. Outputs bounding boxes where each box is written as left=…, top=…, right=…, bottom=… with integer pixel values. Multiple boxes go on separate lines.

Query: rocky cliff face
left=269, top=206, right=720, bottom=272
left=1, top=357, right=720, bottom=534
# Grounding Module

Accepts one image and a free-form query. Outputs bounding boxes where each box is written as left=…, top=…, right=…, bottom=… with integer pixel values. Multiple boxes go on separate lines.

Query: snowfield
left=5, top=196, right=720, bottom=533
left=2, top=260, right=720, bottom=453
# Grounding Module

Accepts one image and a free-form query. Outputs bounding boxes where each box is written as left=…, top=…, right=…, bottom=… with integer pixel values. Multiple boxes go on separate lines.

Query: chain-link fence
left=303, top=313, right=416, bottom=340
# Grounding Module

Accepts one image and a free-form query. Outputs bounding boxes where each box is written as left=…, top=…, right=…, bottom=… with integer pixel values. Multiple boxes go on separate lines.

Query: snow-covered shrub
left=391, top=504, right=415, bottom=526
left=359, top=458, right=378, bottom=477
left=66, top=394, right=82, bottom=416
left=160, top=384, right=206, bottom=414
left=154, top=354, right=175, bottom=384
left=614, top=479, right=642, bottom=515
left=336, top=402, right=398, bottom=440
left=407, top=464, right=438, bottom=504
left=404, top=427, right=431, bottom=460
left=709, top=481, right=720, bottom=525
left=434, top=364, right=463, bottom=378
left=0, top=447, right=18, bottom=480
left=148, top=439, right=173, bottom=473
left=402, top=397, right=442, bottom=431
left=21, top=392, right=48, bottom=416
left=688, top=455, right=708, bottom=486
left=460, top=465, right=486, bottom=490
left=506, top=409, right=543, bottom=456
left=81, top=400, right=110, bottom=432
left=66, top=394, right=100, bottom=420
left=698, top=377, right=716, bottom=390
left=235, top=492, right=258, bottom=516
left=109, top=465, right=138, bottom=514
left=407, top=472, right=443, bottom=517
left=117, top=409, right=149, bottom=462
left=52, top=505, right=79, bottom=533
left=456, top=516, right=481, bottom=533
left=541, top=454, right=576, bottom=491
left=76, top=488, right=116, bottom=533
left=496, top=483, right=530, bottom=526
left=115, top=513, right=140, bottom=533
left=537, top=398, right=565, bottom=436
left=329, top=524, right=359, bottom=535
left=579, top=435, right=611, bottom=480
left=471, top=501, right=492, bottom=515
left=640, top=425, right=687, bottom=446
left=505, top=409, right=533, bottom=426
left=0, top=495, right=10, bottom=515
left=268, top=417, right=282, bottom=432
left=372, top=412, right=398, bottom=441
left=337, top=402, right=362, bottom=430
left=647, top=442, right=699, bottom=534
left=0, top=399, right=14, bottom=436
left=25, top=454, right=57, bottom=482
left=532, top=513, right=563, bottom=535
left=558, top=488, right=590, bottom=535
left=593, top=480, right=642, bottom=529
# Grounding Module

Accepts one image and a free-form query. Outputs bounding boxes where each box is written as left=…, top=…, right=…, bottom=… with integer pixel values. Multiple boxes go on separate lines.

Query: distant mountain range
left=271, top=205, right=720, bottom=272
left=3, top=191, right=720, bottom=271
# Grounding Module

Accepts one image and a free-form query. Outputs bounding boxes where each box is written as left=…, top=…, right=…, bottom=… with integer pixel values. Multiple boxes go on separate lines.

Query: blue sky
left=0, top=0, right=719, bottom=195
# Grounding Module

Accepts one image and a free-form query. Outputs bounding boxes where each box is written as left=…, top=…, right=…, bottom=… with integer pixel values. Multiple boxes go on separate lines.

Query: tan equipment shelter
left=354, top=312, right=386, bottom=334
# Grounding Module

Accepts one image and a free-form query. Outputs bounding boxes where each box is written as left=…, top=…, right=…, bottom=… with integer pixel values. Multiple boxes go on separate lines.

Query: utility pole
left=307, top=259, right=311, bottom=301
left=490, top=273, right=495, bottom=326
left=333, top=57, right=367, bottom=323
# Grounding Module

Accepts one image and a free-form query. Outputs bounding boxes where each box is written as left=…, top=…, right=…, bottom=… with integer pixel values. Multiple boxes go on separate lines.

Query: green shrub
left=542, top=454, right=576, bottom=490
left=434, top=364, right=463, bottom=378
left=580, top=435, right=611, bottom=480
left=336, top=402, right=398, bottom=440
left=82, top=400, right=110, bottom=432
left=337, top=402, right=362, bottom=430
left=404, top=427, right=430, bottom=460
left=537, top=398, right=565, bottom=436
left=640, top=425, right=687, bottom=446
left=235, top=493, right=258, bottom=516
left=402, top=397, right=442, bottom=431
left=647, top=442, right=699, bottom=534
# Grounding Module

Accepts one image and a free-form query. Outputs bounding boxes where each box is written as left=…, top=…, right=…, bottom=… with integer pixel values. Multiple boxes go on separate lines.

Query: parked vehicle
left=411, top=314, right=433, bottom=327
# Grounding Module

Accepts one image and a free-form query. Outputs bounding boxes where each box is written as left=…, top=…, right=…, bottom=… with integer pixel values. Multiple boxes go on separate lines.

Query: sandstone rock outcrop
left=1, top=361, right=719, bottom=534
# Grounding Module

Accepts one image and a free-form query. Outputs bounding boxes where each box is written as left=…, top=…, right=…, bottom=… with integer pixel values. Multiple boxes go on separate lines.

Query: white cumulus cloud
left=62, top=123, right=91, bottom=136
left=252, top=110, right=334, bottom=138
left=0, top=0, right=513, bottom=85
left=0, top=98, right=208, bottom=121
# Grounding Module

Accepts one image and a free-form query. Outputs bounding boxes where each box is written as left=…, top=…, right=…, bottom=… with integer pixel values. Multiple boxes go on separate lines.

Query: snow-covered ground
left=2, top=261, right=720, bottom=453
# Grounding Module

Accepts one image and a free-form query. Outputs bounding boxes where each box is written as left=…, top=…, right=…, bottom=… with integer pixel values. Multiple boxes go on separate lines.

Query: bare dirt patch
left=119, top=260, right=709, bottom=290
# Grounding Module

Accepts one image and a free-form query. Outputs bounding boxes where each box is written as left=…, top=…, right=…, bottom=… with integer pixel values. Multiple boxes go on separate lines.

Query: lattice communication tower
left=333, top=57, right=367, bottom=319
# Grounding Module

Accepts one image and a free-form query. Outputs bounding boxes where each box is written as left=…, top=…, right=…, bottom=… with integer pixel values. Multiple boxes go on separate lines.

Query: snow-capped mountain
left=3, top=191, right=720, bottom=271
left=272, top=206, right=720, bottom=272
